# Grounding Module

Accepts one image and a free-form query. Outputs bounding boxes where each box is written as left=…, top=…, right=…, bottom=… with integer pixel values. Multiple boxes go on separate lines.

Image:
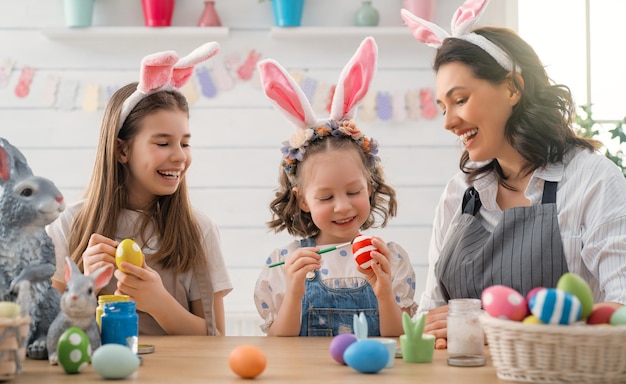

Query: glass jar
left=354, top=1, right=379, bottom=27
left=446, top=298, right=486, bottom=367
left=100, top=301, right=138, bottom=354
left=96, top=294, right=130, bottom=332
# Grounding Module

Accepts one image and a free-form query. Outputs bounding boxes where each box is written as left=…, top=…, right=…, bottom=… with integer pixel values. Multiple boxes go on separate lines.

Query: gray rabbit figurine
left=0, top=137, right=65, bottom=359
left=47, top=257, right=114, bottom=365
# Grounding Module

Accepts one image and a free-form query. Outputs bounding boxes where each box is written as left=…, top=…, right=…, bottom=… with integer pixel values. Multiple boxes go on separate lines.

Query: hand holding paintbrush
left=269, top=241, right=352, bottom=268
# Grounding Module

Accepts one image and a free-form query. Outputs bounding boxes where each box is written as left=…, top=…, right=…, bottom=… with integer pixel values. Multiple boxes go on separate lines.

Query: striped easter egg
left=352, top=234, right=376, bottom=269
left=529, top=288, right=582, bottom=325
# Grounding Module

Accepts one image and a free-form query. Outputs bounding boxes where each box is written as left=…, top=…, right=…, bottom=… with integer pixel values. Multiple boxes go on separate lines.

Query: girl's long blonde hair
left=68, top=82, right=204, bottom=273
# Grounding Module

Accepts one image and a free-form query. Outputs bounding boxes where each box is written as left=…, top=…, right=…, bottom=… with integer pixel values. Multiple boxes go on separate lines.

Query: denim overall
left=297, top=238, right=380, bottom=336
left=435, top=181, right=568, bottom=300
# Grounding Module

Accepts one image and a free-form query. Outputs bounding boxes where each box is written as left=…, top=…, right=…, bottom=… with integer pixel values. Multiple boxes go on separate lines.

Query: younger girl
left=254, top=37, right=417, bottom=337
left=47, top=42, right=232, bottom=336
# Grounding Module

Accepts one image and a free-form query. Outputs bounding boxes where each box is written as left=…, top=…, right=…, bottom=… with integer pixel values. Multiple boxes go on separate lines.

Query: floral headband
left=118, top=42, right=220, bottom=133
left=258, top=37, right=380, bottom=181
left=401, top=0, right=520, bottom=73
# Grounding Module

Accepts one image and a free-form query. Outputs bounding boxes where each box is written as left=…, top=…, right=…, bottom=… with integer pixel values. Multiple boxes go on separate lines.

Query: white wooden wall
left=0, top=0, right=514, bottom=335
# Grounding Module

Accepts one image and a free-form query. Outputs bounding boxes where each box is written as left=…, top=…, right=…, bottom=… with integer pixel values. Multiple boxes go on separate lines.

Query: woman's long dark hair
left=434, top=27, right=599, bottom=189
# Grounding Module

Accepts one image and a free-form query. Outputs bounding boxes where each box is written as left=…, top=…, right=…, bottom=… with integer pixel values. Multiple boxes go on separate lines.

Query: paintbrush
left=268, top=241, right=352, bottom=268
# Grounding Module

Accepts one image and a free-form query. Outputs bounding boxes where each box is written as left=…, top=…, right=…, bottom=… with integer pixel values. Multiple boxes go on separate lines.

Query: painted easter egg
left=352, top=234, right=377, bottom=269
left=57, top=327, right=91, bottom=374
left=343, top=339, right=388, bottom=374
left=116, top=238, right=144, bottom=273
left=229, top=345, right=267, bottom=379
left=0, top=302, right=20, bottom=318
left=609, top=306, right=626, bottom=325
left=556, top=272, right=594, bottom=319
left=522, top=315, right=544, bottom=325
left=330, top=333, right=358, bottom=365
left=587, top=306, right=617, bottom=325
left=481, top=285, right=528, bottom=321
left=529, top=288, right=582, bottom=325
left=92, top=343, right=140, bottom=379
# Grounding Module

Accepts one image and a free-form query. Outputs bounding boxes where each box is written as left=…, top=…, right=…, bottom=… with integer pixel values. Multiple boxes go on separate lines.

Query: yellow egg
left=0, top=302, right=20, bottom=318
left=522, top=315, right=544, bottom=325
left=115, top=239, right=144, bottom=273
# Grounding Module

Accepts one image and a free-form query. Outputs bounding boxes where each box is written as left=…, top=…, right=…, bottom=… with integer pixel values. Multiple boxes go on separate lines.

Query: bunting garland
left=0, top=51, right=439, bottom=123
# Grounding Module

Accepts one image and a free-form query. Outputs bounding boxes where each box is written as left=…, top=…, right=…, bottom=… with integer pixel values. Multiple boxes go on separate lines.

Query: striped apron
left=435, top=181, right=568, bottom=300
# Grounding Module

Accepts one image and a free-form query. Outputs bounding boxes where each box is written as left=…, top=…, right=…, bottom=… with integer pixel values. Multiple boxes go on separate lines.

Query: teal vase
left=354, top=1, right=379, bottom=27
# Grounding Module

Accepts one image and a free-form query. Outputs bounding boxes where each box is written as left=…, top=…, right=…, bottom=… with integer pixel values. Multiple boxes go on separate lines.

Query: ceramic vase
left=141, top=0, right=175, bottom=27
left=354, top=1, right=379, bottom=27
left=272, top=0, right=305, bottom=27
left=63, top=0, right=95, bottom=28
left=198, top=1, right=221, bottom=27
left=402, top=0, right=436, bottom=22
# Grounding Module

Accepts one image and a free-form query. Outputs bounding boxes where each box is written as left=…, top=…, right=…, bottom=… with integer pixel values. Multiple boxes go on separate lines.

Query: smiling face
left=435, top=62, right=521, bottom=163
left=295, top=146, right=371, bottom=246
left=118, top=109, right=191, bottom=210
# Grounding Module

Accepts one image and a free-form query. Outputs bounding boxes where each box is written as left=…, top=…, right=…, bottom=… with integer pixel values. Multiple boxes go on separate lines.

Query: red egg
left=587, top=306, right=617, bottom=325
left=481, top=285, right=528, bottom=321
left=352, top=234, right=376, bottom=269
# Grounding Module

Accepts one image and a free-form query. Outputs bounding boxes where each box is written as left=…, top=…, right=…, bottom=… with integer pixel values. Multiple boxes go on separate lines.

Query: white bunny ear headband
left=118, top=41, right=221, bottom=132
left=401, top=0, right=519, bottom=73
left=258, top=36, right=380, bottom=180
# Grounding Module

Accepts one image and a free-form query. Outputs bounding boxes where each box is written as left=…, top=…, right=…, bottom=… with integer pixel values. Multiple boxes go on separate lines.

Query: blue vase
left=272, top=0, right=305, bottom=27
left=354, top=1, right=379, bottom=27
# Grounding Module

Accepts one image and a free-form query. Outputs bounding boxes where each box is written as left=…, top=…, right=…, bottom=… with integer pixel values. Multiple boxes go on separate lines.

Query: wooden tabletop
left=14, top=336, right=516, bottom=383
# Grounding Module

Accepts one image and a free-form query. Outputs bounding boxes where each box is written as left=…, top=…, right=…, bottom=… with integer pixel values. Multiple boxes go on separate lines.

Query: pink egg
left=329, top=333, right=358, bottom=365
left=352, top=234, right=376, bottom=269
left=481, top=285, right=528, bottom=321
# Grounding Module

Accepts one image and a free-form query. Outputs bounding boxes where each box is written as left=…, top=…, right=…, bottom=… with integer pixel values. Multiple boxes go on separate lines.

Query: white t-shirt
left=254, top=238, right=418, bottom=333
left=47, top=200, right=232, bottom=334
left=419, top=147, right=626, bottom=314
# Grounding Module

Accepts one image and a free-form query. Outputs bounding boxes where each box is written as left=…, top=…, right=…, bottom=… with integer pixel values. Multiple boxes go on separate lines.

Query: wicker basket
left=0, top=316, right=30, bottom=381
left=480, top=315, right=626, bottom=383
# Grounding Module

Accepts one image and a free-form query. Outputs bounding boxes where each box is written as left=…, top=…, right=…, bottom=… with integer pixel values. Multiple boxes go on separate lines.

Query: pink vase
left=198, top=1, right=221, bottom=27
left=141, top=0, right=175, bottom=27
left=402, top=0, right=436, bottom=22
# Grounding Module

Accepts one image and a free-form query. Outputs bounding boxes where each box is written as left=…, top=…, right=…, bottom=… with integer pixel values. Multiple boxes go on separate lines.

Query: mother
left=402, top=0, right=626, bottom=349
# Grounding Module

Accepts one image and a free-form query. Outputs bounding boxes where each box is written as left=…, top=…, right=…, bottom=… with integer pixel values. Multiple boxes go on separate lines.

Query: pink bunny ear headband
left=258, top=36, right=380, bottom=181
left=118, top=41, right=221, bottom=132
left=401, top=0, right=519, bottom=73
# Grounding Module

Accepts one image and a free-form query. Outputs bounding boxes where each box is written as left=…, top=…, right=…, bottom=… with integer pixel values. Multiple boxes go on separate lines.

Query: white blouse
left=418, top=147, right=626, bottom=314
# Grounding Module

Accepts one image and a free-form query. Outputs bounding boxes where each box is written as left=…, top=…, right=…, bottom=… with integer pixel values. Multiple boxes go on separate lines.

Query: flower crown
left=281, top=119, right=380, bottom=177
left=258, top=37, right=379, bottom=181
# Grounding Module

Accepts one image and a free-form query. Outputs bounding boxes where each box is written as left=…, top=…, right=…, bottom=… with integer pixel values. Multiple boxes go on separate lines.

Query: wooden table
left=15, top=336, right=517, bottom=383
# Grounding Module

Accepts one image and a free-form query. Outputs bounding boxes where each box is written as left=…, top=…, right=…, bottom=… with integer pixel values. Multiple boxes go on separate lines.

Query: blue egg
left=529, top=288, right=582, bottom=325
left=343, top=339, right=388, bottom=374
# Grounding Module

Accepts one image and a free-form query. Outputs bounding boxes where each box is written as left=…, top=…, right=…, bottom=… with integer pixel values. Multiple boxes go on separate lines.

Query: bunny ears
left=118, top=41, right=220, bottom=132
left=257, top=37, right=379, bottom=179
left=401, top=0, right=518, bottom=73
left=259, top=37, right=377, bottom=130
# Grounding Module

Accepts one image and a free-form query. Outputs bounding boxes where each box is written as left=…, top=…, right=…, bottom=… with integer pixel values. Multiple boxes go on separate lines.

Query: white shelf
left=270, top=27, right=412, bottom=39
left=40, top=27, right=230, bottom=40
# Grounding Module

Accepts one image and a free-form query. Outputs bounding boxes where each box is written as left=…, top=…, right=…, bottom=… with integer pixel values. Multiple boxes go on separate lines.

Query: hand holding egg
left=352, top=234, right=377, bottom=269
left=116, top=239, right=144, bottom=273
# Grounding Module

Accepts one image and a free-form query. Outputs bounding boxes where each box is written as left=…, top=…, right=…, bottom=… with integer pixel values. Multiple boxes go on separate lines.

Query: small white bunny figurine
left=0, top=137, right=66, bottom=359
left=47, top=257, right=113, bottom=365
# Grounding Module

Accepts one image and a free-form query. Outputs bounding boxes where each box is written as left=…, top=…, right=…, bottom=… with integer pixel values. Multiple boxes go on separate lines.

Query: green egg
left=610, top=306, right=626, bottom=325
left=556, top=272, right=594, bottom=319
left=57, top=327, right=91, bottom=374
